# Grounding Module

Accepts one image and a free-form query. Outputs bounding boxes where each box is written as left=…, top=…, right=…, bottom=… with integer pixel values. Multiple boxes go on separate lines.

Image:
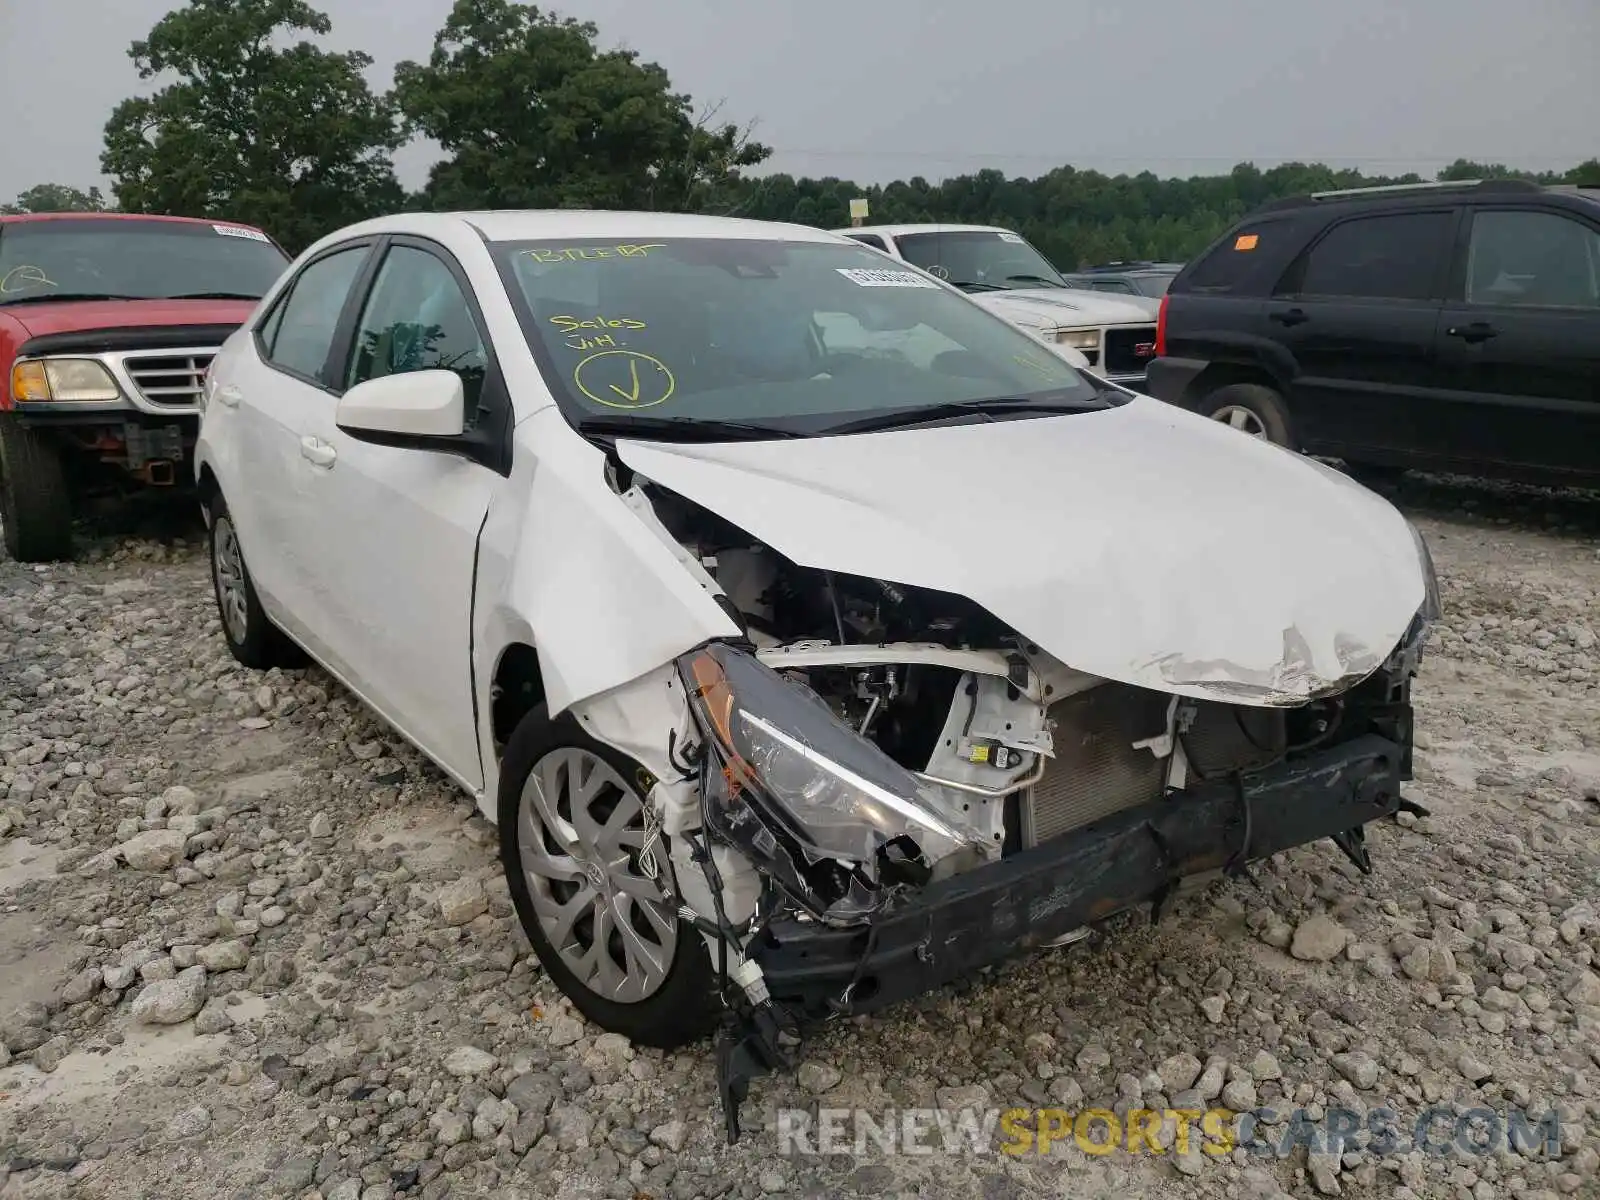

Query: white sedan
left=196, top=211, right=1437, bottom=1138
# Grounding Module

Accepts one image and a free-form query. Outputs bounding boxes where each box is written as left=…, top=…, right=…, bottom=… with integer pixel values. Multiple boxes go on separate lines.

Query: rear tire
left=499, top=704, right=716, bottom=1049
left=1196, top=382, right=1294, bottom=449
left=0, top=413, right=73, bottom=562
left=207, top=493, right=307, bottom=670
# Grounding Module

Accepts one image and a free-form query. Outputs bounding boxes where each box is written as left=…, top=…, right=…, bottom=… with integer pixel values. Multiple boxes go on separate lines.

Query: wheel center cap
left=581, top=859, right=608, bottom=890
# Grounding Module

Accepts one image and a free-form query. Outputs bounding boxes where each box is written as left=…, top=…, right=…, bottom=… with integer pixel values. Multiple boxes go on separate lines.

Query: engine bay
left=633, top=475, right=1417, bottom=884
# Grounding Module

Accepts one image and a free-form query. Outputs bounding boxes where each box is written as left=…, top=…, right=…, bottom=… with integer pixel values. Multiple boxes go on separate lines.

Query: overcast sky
left=2, top=0, right=1595, bottom=204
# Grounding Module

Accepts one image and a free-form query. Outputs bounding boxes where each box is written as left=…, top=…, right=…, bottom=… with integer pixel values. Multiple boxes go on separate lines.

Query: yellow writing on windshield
left=574, top=349, right=676, bottom=409
left=548, top=314, right=647, bottom=332
left=522, top=244, right=665, bottom=265
left=0, top=265, right=57, bottom=294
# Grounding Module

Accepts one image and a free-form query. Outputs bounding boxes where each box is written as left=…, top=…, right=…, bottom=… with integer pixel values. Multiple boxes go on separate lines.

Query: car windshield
left=495, top=237, right=1118, bottom=437
left=892, top=230, right=1069, bottom=292
left=0, top=219, right=289, bottom=305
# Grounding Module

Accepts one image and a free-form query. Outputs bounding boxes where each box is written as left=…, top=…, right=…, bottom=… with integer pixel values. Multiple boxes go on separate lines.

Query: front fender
left=473, top=406, right=741, bottom=731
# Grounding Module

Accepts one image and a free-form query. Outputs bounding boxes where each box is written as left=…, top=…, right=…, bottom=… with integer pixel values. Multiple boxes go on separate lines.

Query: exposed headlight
left=1054, top=328, right=1099, bottom=351
left=11, top=358, right=122, bottom=404
left=678, top=642, right=988, bottom=921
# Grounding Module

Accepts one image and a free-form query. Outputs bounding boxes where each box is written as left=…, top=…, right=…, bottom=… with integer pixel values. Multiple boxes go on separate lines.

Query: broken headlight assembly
left=1387, top=521, right=1442, bottom=678
left=677, top=642, right=990, bottom=925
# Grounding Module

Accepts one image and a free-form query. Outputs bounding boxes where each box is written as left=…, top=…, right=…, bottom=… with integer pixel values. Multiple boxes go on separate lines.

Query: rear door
left=1433, top=204, right=1600, bottom=479
left=1266, top=207, right=1458, bottom=459
left=220, top=241, right=376, bottom=648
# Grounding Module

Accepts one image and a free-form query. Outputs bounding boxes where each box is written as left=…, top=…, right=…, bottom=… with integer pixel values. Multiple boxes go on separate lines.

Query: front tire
left=1196, top=382, right=1294, bottom=449
left=0, top=414, right=73, bottom=563
left=499, top=704, right=715, bottom=1049
left=207, top=494, right=306, bottom=670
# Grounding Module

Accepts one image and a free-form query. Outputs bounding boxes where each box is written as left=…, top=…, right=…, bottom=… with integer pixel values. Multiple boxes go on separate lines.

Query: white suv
left=834, top=223, right=1160, bottom=386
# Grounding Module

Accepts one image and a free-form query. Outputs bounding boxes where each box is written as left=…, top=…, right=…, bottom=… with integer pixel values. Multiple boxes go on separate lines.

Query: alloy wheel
left=1210, top=405, right=1269, bottom=437
left=212, top=517, right=250, bottom=644
left=518, top=747, right=677, bottom=1002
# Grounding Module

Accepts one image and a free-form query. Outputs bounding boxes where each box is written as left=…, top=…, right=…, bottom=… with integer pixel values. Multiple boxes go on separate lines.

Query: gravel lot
left=2, top=477, right=1598, bottom=1200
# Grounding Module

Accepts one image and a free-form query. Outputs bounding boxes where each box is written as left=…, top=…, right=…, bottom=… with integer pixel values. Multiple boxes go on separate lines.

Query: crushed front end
left=610, top=479, right=1439, bottom=1142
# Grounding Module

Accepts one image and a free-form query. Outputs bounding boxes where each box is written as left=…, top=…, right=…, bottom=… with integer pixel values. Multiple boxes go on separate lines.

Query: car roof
left=834, top=223, right=1018, bottom=238
left=1251, top=178, right=1600, bottom=218
left=318, top=210, right=850, bottom=247
left=0, top=211, right=266, bottom=230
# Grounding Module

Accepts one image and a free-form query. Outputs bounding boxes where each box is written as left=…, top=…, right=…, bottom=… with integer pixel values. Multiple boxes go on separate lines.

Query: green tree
left=1, top=184, right=110, bottom=215
left=394, top=0, right=769, bottom=212
left=101, top=0, right=403, bottom=252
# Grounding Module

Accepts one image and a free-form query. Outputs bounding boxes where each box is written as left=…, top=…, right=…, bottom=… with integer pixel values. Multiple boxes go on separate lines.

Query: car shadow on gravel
left=1367, top=469, right=1600, bottom=535
left=73, top=486, right=206, bottom=554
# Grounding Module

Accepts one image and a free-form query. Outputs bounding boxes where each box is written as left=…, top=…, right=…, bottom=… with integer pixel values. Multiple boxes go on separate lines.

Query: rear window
left=1179, top=216, right=1299, bottom=294
left=1284, top=211, right=1453, bottom=302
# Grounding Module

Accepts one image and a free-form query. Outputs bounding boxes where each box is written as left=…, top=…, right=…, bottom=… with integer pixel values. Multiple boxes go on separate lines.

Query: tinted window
left=0, top=218, right=288, bottom=304
left=1294, top=212, right=1451, bottom=301
left=1184, top=225, right=1282, bottom=293
left=846, top=233, right=888, bottom=251
left=1133, top=274, right=1174, bottom=297
left=1466, top=210, right=1600, bottom=308
left=347, top=246, right=488, bottom=413
left=496, top=238, right=1106, bottom=431
left=265, top=247, right=368, bottom=381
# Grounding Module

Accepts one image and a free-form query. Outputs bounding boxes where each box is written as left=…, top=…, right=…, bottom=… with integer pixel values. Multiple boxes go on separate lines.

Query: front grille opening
left=1102, top=326, right=1159, bottom=376
left=1019, top=684, right=1291, bottom=849
left=123, top=353, right=215, bottom=407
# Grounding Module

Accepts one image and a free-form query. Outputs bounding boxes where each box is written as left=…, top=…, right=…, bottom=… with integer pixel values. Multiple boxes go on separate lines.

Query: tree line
left=5, top=0, right=1597, bottom=268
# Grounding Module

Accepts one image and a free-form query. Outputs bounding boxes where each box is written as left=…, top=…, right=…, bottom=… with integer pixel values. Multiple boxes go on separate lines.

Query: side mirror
left=336, top=369, right=465, bottom=440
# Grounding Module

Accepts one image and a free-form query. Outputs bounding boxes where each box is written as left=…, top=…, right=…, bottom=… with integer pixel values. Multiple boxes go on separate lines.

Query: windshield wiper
left=1006, top=274, right=1066, bottom=288
left=951, top=281, right=1006, bottom=292
left=818, top=396, right=1111, bottom=436
left=165, top=291, right=263, bottom=301
left=577, top=414, right=801, bottom=442
left=0, top=292, right=141, bottom=306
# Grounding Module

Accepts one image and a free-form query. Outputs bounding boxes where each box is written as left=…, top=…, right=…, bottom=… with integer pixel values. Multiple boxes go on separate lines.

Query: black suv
left=1058, top=261, right=1183, bottom=299
left=1146, top=180, right=1600, bottom=487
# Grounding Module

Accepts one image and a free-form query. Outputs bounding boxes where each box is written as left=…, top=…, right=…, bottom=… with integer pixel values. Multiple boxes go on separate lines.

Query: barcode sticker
left=836, top=268, right=940, bottom=289
left=214, top=224, right=270, bottom=243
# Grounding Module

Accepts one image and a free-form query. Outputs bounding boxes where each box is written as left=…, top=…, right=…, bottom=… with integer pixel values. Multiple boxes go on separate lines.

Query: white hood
left=973, top=287, right=1158, bottom=329
left=617, top=395, right=1428, bottom=707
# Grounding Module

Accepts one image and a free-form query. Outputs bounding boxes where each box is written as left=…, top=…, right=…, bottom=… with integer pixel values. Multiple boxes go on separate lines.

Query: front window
left=0, top=218, right=289, bottom=306
left=496, top=237, right=1116, bottom=437
left=891, top=230, right=1068, bottom=292
left=1465, top=210, right=1600, bottom=308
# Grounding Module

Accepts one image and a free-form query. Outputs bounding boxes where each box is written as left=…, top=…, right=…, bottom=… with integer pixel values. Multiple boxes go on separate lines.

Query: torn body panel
left=614, top=394, right=1429, bottom=709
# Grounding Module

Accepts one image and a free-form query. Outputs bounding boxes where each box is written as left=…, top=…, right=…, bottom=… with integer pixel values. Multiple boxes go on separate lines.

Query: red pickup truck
left=0, top=212, right=291, bottom=561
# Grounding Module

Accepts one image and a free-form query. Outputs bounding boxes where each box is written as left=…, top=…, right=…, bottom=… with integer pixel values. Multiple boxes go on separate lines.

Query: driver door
left=292, top=239, right=507, bottom=789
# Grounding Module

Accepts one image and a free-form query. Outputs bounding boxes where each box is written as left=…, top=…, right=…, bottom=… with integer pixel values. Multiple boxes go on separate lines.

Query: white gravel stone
left=131, top=966, right=208, bottom=1025
left=443, top=1045, right=498, bottom=1077
left=117, top=828, right=189, bottom=871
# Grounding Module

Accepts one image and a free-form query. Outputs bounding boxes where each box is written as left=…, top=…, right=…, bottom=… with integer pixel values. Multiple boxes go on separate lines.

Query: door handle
left=1446, top=321, right=1498, bottom=343
left=1269, top=307, right=1310, bottom=327
left=299, top=436, right=337, bottom=469
left=215, top=385, right=243, bottom=408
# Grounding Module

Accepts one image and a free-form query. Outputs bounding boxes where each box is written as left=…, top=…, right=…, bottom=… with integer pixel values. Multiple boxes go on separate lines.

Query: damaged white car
left=194, top=211, right=1438, bottom=1141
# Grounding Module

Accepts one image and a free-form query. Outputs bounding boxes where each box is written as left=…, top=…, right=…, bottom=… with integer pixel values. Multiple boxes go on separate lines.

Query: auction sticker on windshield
left=213, top=224, right=270, bottom=242
left=836, top=268, right=940, bottom=289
